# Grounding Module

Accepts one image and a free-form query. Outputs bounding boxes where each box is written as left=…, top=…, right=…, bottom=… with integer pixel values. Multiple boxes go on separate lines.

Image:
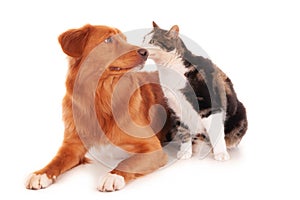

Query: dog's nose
left=137, top=48, right=149, bottom=60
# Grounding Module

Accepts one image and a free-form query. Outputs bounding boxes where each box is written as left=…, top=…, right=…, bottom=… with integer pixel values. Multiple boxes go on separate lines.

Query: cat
left=143, top=22, right=248, bottom=161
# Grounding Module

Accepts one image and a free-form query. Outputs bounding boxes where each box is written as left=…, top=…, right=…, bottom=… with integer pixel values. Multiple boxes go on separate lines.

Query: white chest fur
left=157, top=65, right=206, bottom=135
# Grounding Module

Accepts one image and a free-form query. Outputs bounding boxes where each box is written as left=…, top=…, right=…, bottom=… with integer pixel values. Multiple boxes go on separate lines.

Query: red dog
left=26, top=24, right=172, bottom=192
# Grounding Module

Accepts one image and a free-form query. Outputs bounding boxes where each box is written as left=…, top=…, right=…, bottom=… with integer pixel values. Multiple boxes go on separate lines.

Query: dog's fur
left=25, top=24, right=172, bottom=192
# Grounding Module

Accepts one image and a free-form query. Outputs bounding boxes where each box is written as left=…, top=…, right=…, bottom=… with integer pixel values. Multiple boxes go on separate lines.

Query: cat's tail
left=224, top=101, right=248, bottom=149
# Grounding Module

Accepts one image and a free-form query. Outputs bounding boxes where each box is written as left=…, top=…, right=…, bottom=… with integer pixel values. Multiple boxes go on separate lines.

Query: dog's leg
left=97, top=148, right=167, bottom=192
left=25, top=133, right=88, bottom=190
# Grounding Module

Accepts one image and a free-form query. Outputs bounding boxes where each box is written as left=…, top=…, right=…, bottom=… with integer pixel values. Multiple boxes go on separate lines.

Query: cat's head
left=143, top=22, right=184, bottom=65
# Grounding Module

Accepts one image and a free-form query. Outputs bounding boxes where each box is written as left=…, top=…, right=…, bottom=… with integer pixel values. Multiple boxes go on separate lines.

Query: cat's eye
left=104, top=37, right=113, bottom=43
left=149, top=39, right=154, bottom=44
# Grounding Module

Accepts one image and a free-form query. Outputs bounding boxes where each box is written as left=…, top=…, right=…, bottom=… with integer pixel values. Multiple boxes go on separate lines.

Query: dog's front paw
left=97, top=173, right=125, bottom=192
left=214, top=151, right=230, bottom=161
left=25, top=173, right=54, bottom=190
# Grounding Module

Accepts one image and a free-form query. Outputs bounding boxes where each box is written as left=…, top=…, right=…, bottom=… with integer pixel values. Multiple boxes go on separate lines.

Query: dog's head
left=59, top=24, right=148, bottom=76
left=58, top=25, right=151, bottom=146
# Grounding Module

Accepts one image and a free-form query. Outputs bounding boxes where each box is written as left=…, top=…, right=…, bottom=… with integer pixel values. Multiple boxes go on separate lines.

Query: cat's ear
left=167, top=25, right=179, bottom=38
left=58, top=24, right=92, bottom=57
left=152, top=21, right=160, bottom=29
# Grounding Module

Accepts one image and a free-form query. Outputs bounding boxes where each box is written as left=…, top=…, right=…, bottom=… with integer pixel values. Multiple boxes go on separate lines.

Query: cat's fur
left=143, top=22, right=248, bottom=161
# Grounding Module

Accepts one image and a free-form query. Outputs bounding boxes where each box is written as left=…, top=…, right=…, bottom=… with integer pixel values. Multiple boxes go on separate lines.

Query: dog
left=25, top=24, right=173, bottom=192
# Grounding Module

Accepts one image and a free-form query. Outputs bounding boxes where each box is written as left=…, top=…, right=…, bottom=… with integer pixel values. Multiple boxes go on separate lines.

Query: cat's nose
left=137, top=48, right=149, bottom=60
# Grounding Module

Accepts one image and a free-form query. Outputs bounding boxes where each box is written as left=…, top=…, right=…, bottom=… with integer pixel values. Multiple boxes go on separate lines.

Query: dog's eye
left=104, top=37, right=113, bottom=43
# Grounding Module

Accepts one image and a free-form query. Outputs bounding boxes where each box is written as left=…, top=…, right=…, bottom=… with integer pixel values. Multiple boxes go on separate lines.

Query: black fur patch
left=167, top=108, right=191, bottom=143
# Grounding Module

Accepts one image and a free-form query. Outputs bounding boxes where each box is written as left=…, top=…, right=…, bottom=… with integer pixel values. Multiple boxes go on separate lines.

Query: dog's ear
left=167, top=25, right=179, bottom=38
left=152, top=21, right=160, bottom=29
left=58, top=24, right=92, bottom=57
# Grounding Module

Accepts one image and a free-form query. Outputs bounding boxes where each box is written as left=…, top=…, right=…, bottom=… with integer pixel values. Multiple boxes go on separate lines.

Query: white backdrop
left=0, top=0, right=299, bottom=199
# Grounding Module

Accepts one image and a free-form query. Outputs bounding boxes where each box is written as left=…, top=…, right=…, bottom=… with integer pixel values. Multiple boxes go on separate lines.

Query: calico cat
left=143, top=22, right=248, bottom=161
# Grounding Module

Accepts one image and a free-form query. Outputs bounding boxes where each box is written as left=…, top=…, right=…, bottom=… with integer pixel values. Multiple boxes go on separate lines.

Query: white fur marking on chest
left=157, top=58, right=205, bottom=134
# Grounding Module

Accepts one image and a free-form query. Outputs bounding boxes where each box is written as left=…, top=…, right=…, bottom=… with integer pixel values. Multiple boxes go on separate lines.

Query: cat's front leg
left=213, top=138, right=230, bottom=161
left=202, top=111, right=230, bottom=161
left=177, top=141, right=192, bottom=159
left=176, top=125, right=193, bottom=159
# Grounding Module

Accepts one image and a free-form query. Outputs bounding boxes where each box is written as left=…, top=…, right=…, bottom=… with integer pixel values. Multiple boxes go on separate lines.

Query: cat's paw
left=177, top=148, right=192, bottom=159
left=25, top=173, right=54, bottom=190
left=97, top=173, right=125, bottom=192
left=214, top=151, right=230, bottom=161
